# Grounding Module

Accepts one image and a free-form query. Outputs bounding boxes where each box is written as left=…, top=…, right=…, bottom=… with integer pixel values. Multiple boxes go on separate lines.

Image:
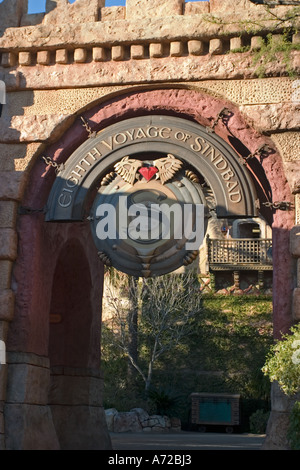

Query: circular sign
left=90, top=156, right=207, bottom=277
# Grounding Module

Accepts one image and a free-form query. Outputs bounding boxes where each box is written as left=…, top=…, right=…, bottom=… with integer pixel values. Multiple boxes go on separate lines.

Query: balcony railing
left=207, top=238, right=273, bottom=271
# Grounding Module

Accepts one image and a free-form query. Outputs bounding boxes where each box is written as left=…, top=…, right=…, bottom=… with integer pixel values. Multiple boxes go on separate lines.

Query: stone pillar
left=4, top=352, right=60, bottom=450
left=263, top=225, right=300, bottom=450
left=0, top=200, right=19, bottom=450
left=262, top=382, right=300, bottom=450
left=290, top=226, right=300, bottom=321
left=49, top=367, right=111, bottom=450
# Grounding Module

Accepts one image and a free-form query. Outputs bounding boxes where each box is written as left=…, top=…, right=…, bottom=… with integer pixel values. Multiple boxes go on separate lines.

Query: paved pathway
left=110, top=431, right=265, bottom=451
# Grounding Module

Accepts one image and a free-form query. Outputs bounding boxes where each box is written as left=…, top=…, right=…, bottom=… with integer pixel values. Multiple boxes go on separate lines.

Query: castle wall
left=0, top=0, right=299, bottom=450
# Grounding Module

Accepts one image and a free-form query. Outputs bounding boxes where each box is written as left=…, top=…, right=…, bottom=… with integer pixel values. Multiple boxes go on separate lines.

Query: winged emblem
left=114, top=156, right=143, bottom=185
left=154, top=154, right=183, bottom=184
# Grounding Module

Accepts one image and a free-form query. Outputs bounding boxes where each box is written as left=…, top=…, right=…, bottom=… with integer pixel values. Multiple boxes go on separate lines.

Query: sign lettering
left=57, top=125, right=242, bottom=209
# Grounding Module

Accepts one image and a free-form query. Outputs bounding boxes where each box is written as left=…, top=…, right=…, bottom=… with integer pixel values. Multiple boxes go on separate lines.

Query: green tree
left=102, top=269, right=202, bottom=392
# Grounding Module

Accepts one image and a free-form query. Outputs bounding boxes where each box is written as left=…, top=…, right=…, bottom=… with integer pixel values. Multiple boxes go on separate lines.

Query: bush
left=262, top=323, right=300, bottom=395
left=287, top=401, right=300, bottom=450
left=249, top=409, right=270, bottom=434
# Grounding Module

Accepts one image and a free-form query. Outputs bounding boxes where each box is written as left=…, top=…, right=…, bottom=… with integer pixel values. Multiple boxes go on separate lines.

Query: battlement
left=0, top=0, right=292, bottom=29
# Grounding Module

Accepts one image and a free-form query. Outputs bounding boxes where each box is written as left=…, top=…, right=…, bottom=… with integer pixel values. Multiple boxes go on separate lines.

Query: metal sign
left=45, top=115, right=258, bottom=276
left=45, top=115, right=257, bottom=222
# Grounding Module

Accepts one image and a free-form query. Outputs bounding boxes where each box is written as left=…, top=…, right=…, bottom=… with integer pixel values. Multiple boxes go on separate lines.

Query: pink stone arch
left=41, top=86, right=294, bottom=337
left=5, top=86, right=294, bottom=449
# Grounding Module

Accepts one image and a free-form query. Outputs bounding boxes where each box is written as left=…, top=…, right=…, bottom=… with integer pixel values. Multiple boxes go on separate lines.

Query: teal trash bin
left=190, top=393, right=241, bottom=433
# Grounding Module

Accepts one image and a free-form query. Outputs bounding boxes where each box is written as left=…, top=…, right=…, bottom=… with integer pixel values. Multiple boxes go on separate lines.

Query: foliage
left=203, top=5, right=300, bottom=77
left=102, top=269, right=202, bottom=392
left=202, top=6, right=300, bottom=34
left=287, top=401, right=300, bottom=451
left=249, top=409, right=270, bottom=434
left=101, top=291, right=273, bottom=426
left=147, top=387, right=183, bottom=416
left=252, top=31, right=300, bottom=78
left=262, top=323, right=300, bottom=396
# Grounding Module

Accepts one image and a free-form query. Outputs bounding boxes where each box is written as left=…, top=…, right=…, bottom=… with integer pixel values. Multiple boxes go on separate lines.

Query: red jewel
left=138, top=166, right=158, bottom=181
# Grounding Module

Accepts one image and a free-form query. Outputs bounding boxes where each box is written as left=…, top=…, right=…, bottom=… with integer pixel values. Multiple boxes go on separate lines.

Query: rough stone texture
left=5, top=353, right=50, bottom=404
left=50, top=405, right=111, bottom=450
left=101, top=6, right=125, bottom=22
left=290, top=225, right=300, bottom=257
left=262, top=411, right=291, bottom=450
left=126, top=0, right=183, bottom=19
left=106, top=408, right=181, bottom=433
left=0, top=229, right=17, bottom=261
left=4, top=404, right=60, bottom=450
left=4, top=78, right=294, bottom=119
left=271, top=132, right=300, bottom=163
left=49, top=370, right=103, bottom=406
left=43, top=0, right=104, bottom=25
left=262, top=382, right=300, bottom=450
left=0, top=290, right=15, bottom=322
left=292, top=288, right=300, bottom=321
left=184, top=1, right=209, bottom=15
left=0, top=261, right=13, bottom=291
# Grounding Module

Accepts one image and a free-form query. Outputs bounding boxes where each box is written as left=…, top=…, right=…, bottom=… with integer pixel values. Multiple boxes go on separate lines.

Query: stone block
left=0, top=170, right=27, bottom=200
left=209, top=38, right=223, bottom=55
left=105, top=408, right=118, bottom=431
left=188, top=40, right=204, bottom=56
left=292, top=288, right=300, bottom=321
left=271, top=381, right=300, bottom=413
left=43, top=0, right=103, bottom=25
left=210, top=0, right=260, bottom=12
left=251, top=36, right=263, bottom=50
left=1, top=52, right=17, bottom=68
left=262, top=410, right=290, bottom=450
left=93, top=47, right=106, bottom=62
left=290, top=225, right=300, bottom=257
left=113, top=411, right=143, bottom=433
left=18, top=52, right=31, bottom=66
left=0, top=364, right=7, bottom=401
left=126, top=0, right=183, bottom=19
left=74, top=48, right=87, bottom=63
left=48, top=373, right=103, bottom=406
left=149, top=43, right=164, bottom=58
left=293, top=33, right=300, bottom=45
left=4, top=403, right=60, bottom=450
left=230, top=37, right=243, bottom=51
left=184, top=1, right=209, bottom=15
left=131, top=44, right=145, bottom=60
left=170, top=41, right=183, bottom=57
left=0, top=433, right=5, bottom=450
left=101, top=6, right=125, bottom=22
left=37, top=50, right=51, bottom=65
left=50, top=404, right=111, bottom=450
left=111, top=45, right=125, bottom=61
left=0, top=201, right=18, bottom=228
left=6, top=354, right=50, bottom=404
left=0, top=290, right=15, bottom=322
left=0, top=261, right=13, bottom=291
left=56, top=49, right=68, bottom=64
left=0, top=229, right=17, bottom=261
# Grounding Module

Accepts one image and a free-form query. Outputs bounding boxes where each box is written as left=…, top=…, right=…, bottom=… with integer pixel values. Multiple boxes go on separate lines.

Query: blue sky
left=23, top=0, right=203, bottom=15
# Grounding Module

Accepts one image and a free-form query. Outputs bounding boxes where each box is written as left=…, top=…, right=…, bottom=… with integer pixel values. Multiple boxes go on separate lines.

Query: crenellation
left=0, top=30, right=295, bottom=73
left=187, top=40, right=204, bottom=56
left=0, top=0, right=296, bottom=32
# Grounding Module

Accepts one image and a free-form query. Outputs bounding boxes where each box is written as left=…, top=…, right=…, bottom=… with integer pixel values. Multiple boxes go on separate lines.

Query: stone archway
left=4, top=87, right=294, bottom=449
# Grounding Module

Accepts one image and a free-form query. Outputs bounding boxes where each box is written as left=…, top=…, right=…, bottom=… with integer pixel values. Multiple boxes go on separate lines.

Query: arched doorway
left=4, top=87, right=294, bottom=449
